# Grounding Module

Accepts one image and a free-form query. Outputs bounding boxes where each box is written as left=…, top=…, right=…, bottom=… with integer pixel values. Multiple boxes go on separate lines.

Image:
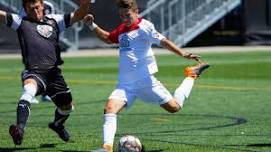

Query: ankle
left=103, top=143, right=113, bottom=152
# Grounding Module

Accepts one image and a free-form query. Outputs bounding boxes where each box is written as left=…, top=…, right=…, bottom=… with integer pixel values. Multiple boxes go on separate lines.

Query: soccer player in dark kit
left=0, top=0, right=90, bottom=145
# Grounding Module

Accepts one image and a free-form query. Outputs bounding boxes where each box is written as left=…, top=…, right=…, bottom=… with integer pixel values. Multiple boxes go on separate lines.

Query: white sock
left=173, top=77, right=195, bottom=108
left=103, top=113, right=117, bottom=145
left=20, top=83, right=37, bottom=103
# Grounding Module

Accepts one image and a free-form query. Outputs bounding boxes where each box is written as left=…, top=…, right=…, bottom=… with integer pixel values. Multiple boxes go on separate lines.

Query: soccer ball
left=118, top=135, right=142, bottom=152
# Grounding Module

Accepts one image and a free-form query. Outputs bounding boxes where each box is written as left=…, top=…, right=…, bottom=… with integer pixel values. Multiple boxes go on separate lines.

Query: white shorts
left=109, top=76, right=173, bottom=108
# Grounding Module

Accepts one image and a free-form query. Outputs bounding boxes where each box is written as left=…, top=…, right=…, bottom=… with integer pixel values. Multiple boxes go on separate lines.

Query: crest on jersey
left=36, top=25, right=53, bottom=38
left=120, top=35, right=130, bottom=48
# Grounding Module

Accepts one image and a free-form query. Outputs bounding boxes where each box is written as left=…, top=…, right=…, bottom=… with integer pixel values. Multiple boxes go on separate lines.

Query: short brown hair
left=23, top=0, right=43, bottom=8
left=116, top=0, right=138, bottom=11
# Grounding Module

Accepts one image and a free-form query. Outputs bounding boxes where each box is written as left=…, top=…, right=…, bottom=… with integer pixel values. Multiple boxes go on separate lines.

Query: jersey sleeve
left=142, top=22, right=166, bottom=45
left=6, top=13, right=22, bottom=31
left=46, top=13, right=71, bottom=33
left=108, top=24, right=127, bottom=44
left=108, top=28, right=120, bottom=44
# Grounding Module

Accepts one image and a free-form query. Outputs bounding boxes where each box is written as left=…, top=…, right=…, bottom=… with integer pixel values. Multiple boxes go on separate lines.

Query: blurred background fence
left=0, top=0, right=271, bottom=52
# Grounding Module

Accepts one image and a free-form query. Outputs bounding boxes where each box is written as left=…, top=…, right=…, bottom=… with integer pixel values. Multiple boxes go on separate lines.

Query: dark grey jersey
left=6, top=13, right=71, bottom=70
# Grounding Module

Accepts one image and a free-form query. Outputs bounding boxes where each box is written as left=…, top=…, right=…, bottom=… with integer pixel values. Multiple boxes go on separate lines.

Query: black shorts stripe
left=22, top=72, right=47, bottom=91
left=50, top=90, right=71, bottom=99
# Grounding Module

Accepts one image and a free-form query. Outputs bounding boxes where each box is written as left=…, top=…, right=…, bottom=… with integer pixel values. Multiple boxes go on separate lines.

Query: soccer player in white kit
left=84, top=0, right=209, bottom=151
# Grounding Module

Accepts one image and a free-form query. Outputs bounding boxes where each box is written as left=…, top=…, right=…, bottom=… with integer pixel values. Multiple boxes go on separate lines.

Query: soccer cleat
left=184, top=62, right=210, bottom=79
left=9, top=124, right=24, bottom=145
left=102, top=144, right=113, bottom=152
left=91, top=144, right=113, bottom=152
left=48, top=122, right=70, bottom=142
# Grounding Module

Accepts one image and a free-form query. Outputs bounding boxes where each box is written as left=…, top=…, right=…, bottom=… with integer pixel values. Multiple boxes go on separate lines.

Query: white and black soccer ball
left=118, top=135, right=143, bottom=152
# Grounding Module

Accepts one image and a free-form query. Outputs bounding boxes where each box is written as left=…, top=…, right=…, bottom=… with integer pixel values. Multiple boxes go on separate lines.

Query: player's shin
left=17, top=83, right=37, bottom=130
left=53, top=106, right=73, bottom=126
left=48, top=106, right=73, bottom=142
left=173, top=77, right=195, bottom=108
left=20, top=83, right=37, bottom=103
left=103, top=113, right=117, bottom=151
left=17, top=100, right=31, bottom=130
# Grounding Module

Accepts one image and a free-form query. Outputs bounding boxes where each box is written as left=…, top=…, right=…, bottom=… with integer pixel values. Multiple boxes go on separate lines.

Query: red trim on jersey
left=108, top=18, right=142, bottom=43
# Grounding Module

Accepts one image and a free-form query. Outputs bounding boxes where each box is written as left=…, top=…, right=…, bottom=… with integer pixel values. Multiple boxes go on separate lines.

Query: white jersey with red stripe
left=108, top=18, right=166, bottom=83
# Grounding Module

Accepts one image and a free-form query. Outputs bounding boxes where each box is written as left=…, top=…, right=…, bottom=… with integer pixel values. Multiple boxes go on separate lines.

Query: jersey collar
left=122, top=18, right=142, bottom=33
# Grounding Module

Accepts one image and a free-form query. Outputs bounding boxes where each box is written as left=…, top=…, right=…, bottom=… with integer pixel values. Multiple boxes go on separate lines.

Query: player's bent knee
left=52, top=92, right=73, bottom=107
left=168, top=107, right=181, bottom=113
left=104, top=104, right=114, bottom=113
left=104, top=99, right=125, bottom=114
left=164, top=106, right=180, bottom=113
left=58, top=103, right=74, bottom=115
left=161, top=101, right=181, bottom=113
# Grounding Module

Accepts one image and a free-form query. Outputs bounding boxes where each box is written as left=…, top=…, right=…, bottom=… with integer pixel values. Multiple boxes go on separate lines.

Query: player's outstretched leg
left=48, top=108, right=71, bottom=142
left=91, top=113, right=116, bottom=152
left=174, top=62, right=210, bottom=108
left=101, top=113, right=116, bottom=152
left=9, top=82, right=36, bottom=145
left=9, top=99, right=32, bottom=145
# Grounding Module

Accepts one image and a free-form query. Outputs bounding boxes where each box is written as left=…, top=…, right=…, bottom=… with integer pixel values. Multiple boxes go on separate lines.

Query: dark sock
left=17, top=100, right=31, bottom=130
left=54, top=109, right=69, bottom=127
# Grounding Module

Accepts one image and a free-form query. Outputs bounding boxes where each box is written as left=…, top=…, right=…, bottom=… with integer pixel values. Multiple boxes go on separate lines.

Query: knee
left=58, top=102, right=74, bottom=115
left=104, top=104, right=114, bottom=113
left=20, top=82, right=37, bottom=103
left=167, top=106, right=181, bottom=113
left=161, top=100, right=181, bottom=113
left=103, top=100, right=123, bottom=114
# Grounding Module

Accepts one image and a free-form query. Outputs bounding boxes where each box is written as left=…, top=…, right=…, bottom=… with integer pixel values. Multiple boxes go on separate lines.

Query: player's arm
left=0, top=10, right=21, bottom=31
left=83, top=14, right=112, bottom=44
left=70, top=0, right=90, bottom=25
left=160, top=38, right=201, bottom=61
left=93, top=26, right=112, bottom=44
left=0, top=10, right=7, bottom=24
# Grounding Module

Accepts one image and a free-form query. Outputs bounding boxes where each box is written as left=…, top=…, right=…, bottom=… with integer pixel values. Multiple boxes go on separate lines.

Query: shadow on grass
left=40, top=143, right=57, bottom=148
left=60, top=150, right=91, bottom=152
left=0, top=147, right=34, bottom=152
left=247, top=143, right=271, bottom=147
left=40, top=143, right=90, bottom=152
left=0, top=145, right=91, bottom=152
left=116, top=113, right=247, bottom=136
left=144, top=150, right=164, bottom=152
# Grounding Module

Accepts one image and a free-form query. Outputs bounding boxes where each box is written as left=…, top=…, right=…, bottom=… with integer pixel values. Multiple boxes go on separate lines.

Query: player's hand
left=83, top=14, right=94, bottom=26
left=84, top=14, right=98, bottom=30
left=183, top=53, right=201, bottom=62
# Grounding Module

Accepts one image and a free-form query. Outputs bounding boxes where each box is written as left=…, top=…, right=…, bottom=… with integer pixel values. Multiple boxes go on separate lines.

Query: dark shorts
left=21, top=67, right=72, bottom=107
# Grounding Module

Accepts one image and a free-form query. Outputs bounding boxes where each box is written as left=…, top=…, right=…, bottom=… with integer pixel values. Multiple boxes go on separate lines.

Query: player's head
left=116, top=0, right=139, bottom=27
left=23, top=0, right=44, bottom=22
